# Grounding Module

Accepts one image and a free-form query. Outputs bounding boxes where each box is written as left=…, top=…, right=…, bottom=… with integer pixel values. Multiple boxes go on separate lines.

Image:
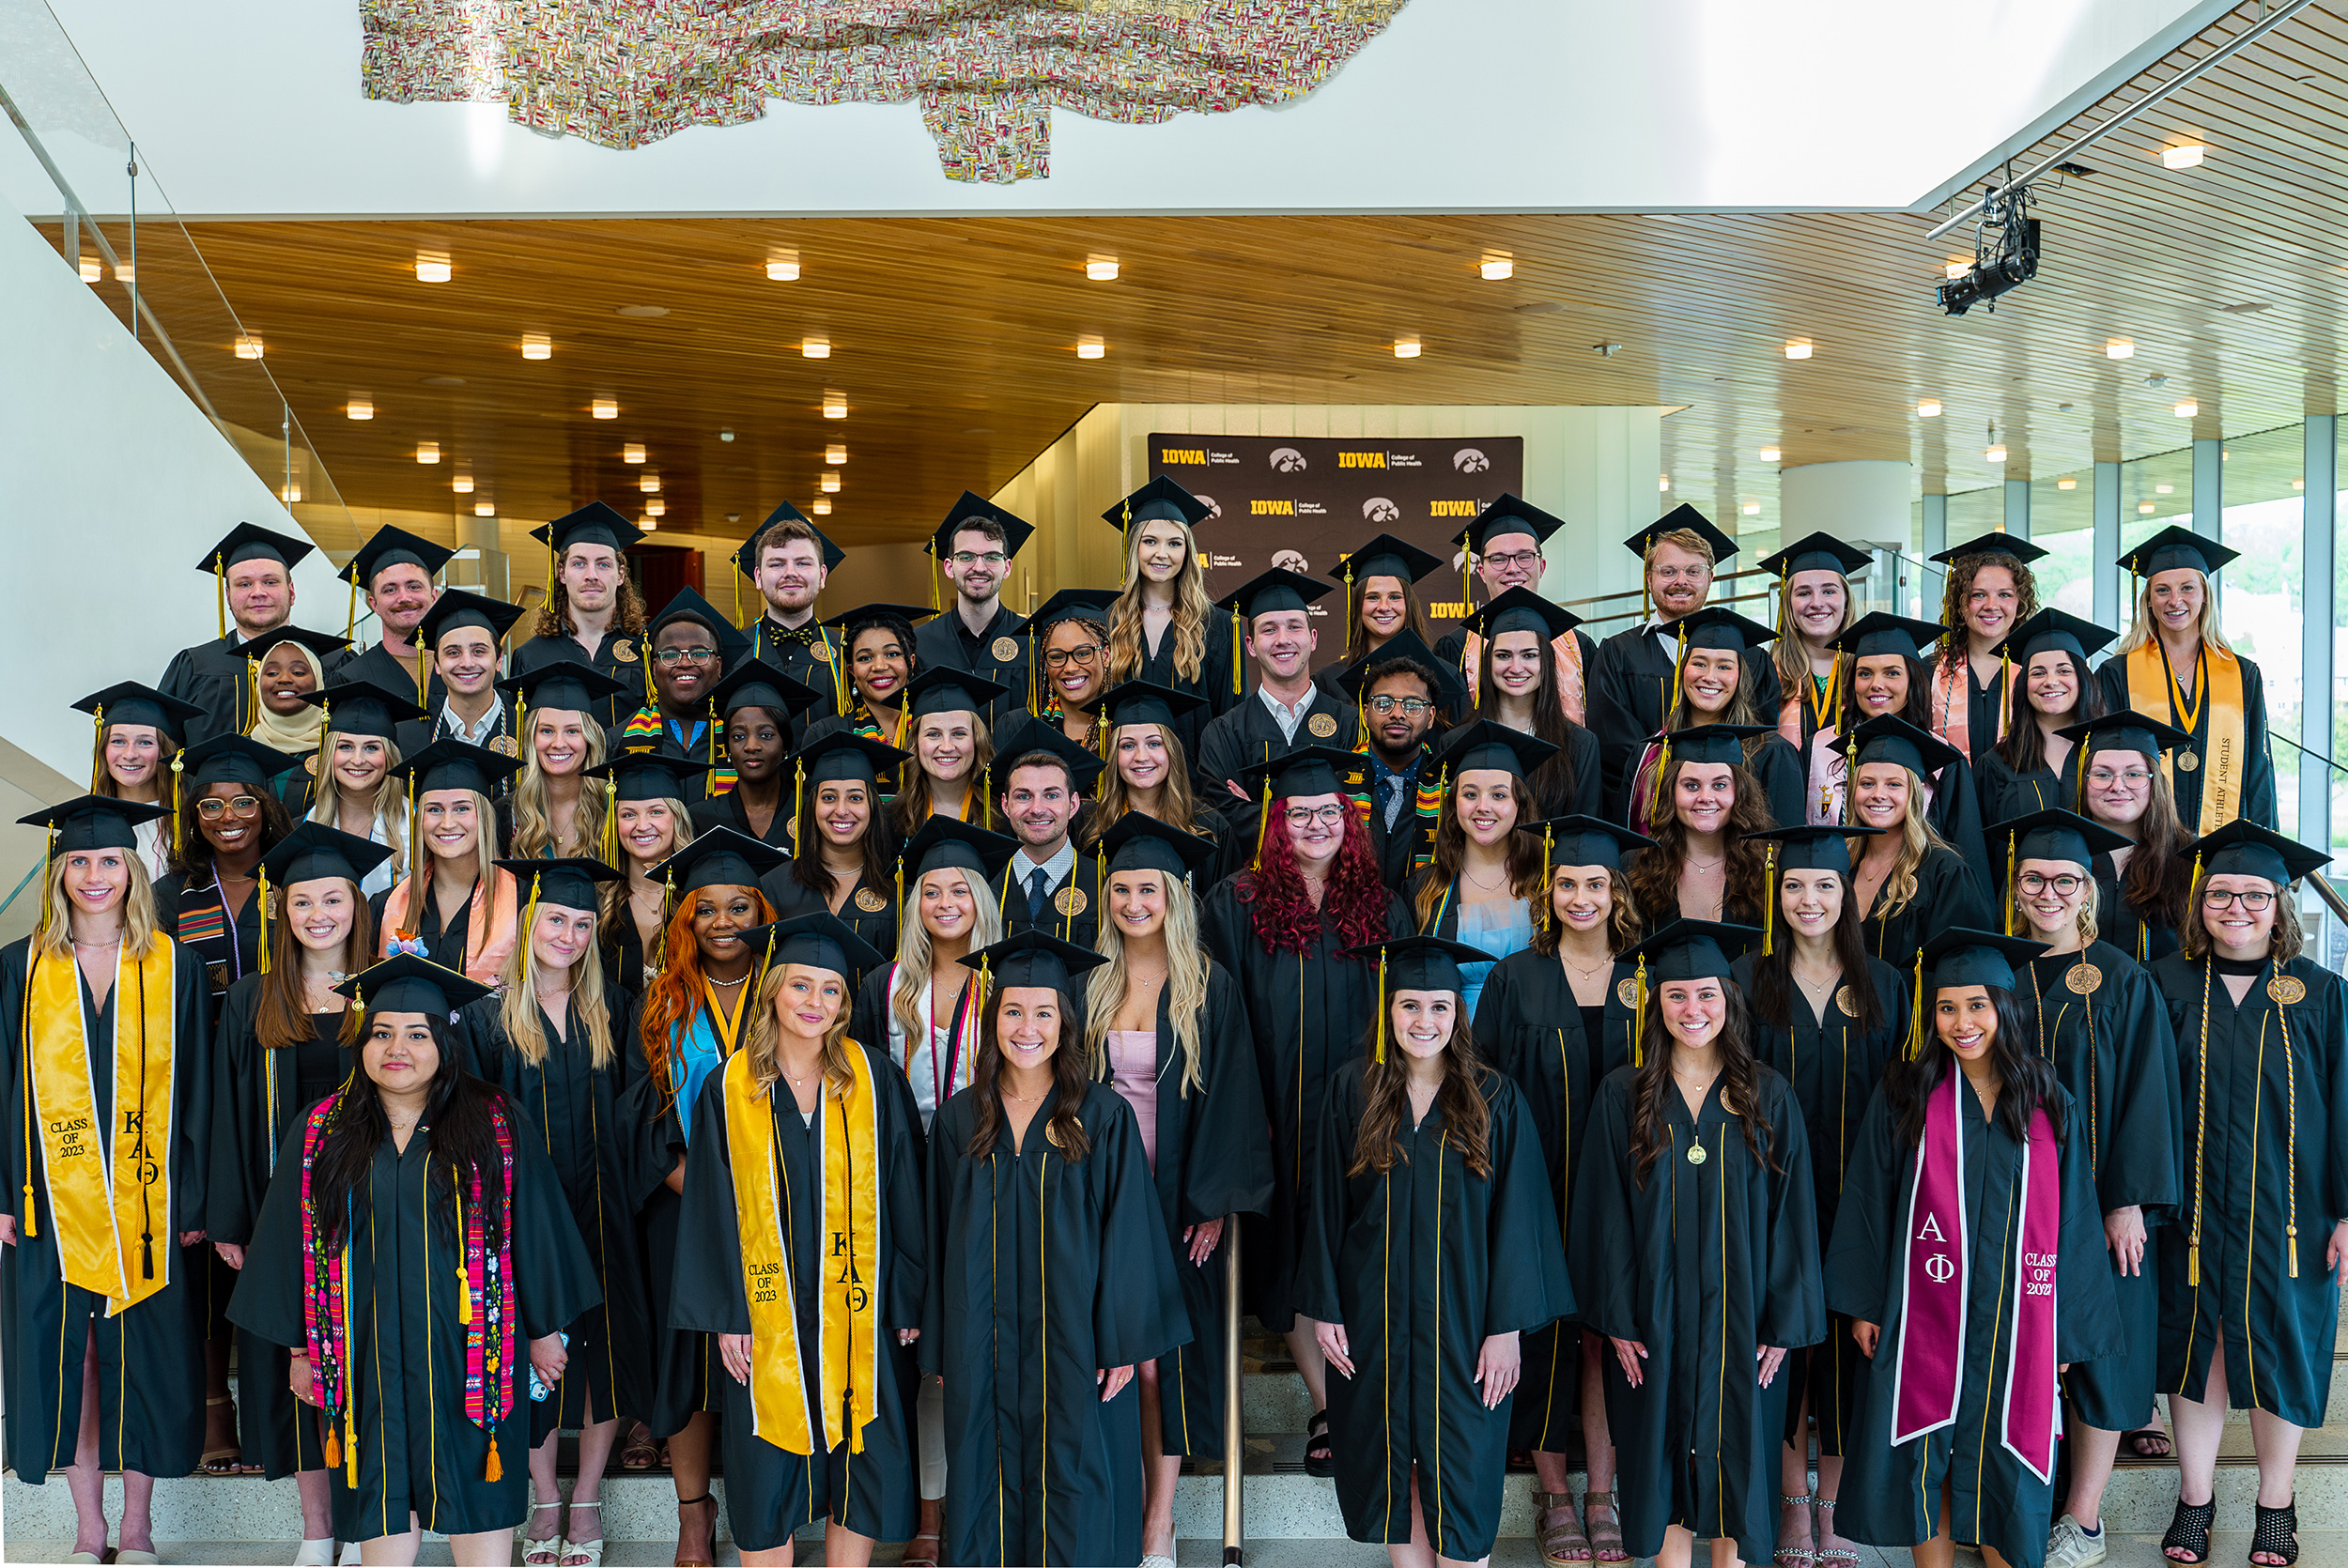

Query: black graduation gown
left=913, top=603, right=1030, bottom=728
left=625, top=1010, right=730, bottom=1440
left=760, top=864, right=900, bottom=962
left=1590, top=623, right=1786, bottom=822
left=922, top=1081, right=1190, bottom=1567
left=1199, top=875, right=1411, bottom=1330
left=2150, top=952, right=2348, bottom=1427
left=510, top=628, right=643, bottom=732
left=672, top=1047, right=926, bottom=1548
left=1362, top=746, right=1437, bottom=893
left=159, top=630, right=270, bottom=748
left=1941, top=656, right=2007, bottom=767
left=367, top=876, right=480, bottom=975
left=1432, top=626, right=1602, bottom=706
left=1924, top=757, right=1992, bottom=891
left=1114, top=965, right=1274, bottom=1460
left=422, top=701, right=516, bottom=764
left=1192, top=688, right=1363, bottom=832
left=228, top=1091, right=603, bottom=1543
left=1570, top=1068, right=1824, bottom=1567
left=743, top=618, right=846, bottom=744
left=689, top=786, right=796, bottom=851
left=1730, top=953, right=1909, bottom=1455
left=1973, top=747, right=2078, bottom=826
left=1, top=939, right=211, bottom=1481
left=1827, top=1082, right=2121, bottom=1568
left=1298, top=1059, right=1570, bottom=1560
left=2093, top=850, right=2182, bottom=965
left=154, top=867, right=265, bottom=1028
left=209, top=976, right=355, bottom=1477
left=1130, top=604, right=1241, bottom=763
left=459, top=991, right=657, bottom=1439
left=339, top=642, right=443, bottom=744
left=1861, top=847, right=1993, bottom=975
left=2013, top=945, right=2181, bottom=1432
left=2097, top=652, right=2278, bottom=831
left=1473, top=948, right=1633, bottom=1452
left=995, top=852, right=1101, bottom=953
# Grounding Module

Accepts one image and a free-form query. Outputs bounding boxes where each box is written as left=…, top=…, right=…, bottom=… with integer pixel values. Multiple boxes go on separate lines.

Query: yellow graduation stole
left=2124, top=641, right=2245, bottom=833
left=24, top=944, right=178, bottom=1315
left=722, top=1043, right=882, bottom=1455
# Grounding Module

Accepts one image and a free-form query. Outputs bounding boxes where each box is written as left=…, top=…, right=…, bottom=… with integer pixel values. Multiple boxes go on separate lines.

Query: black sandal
left=2251, top=1500, right=2298, bottom=1567
left=1304, top=1408, right=1335, bottom=1478
left=2162, top=1498, right=2216, bottom=1565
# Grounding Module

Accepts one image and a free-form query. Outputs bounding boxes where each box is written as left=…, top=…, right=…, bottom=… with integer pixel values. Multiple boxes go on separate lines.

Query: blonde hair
left=744, top=962, right=859, bottom=1099
left=1771, top=570, right=1853, bottom=698
left=409, top=788, right=501, bottom=894
left=1085, top=872, right=1210, bottom=1096
left=498, top=897, right=617, bottom=1069
left=889, top=867, right=1005, bottom=1045
left=1645, top=528, right=1717, bottom=569
left=1849, top=771, right=1950, bottom=922
left=1106, top=522, right=1214, bottom=686
left=509, top=710, right=610, bottom=861
left=2113, top=572, right=2237, bottom=659
left=35, top=849, right=163, bottom=961
left=891, top=717, right=996, bottom=836
left=308, top=734, right=409, bottom=846
left=2011, top=871, right=2101, bottom=950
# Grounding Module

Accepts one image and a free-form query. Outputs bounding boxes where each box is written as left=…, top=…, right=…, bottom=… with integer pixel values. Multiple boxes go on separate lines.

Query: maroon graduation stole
left=1890, top=1071, right=2062, bottom=1480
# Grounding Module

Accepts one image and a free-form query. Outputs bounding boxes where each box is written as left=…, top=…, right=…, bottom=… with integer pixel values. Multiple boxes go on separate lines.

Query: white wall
left=8, top=0, right=2230, bottom=219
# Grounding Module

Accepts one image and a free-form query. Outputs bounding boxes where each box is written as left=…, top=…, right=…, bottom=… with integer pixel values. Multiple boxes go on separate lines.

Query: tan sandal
left=1583, top=1489, right=1630, bottom=1563
left=1537, top=1488, right=1592, bottom=1566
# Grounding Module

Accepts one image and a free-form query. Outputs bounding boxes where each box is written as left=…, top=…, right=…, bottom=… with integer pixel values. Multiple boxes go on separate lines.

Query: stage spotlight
left=1938, top=188, right=2040, bottom=316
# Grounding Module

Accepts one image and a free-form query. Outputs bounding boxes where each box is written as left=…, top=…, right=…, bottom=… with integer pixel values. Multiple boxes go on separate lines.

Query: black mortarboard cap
left=1658, top=722, right=1773, bottom=767
left=1335, top=629, right=1469, bottom=712
left=73, top=683, right=204, bottom=743
left=1624, top=504, right=1738, bottom=564
left=1101, top=810, right=1220, bottom=882
left=1022, top=588, right=1119, bottom=637
left=1921, top=927, right=2045, bottom=992
left=1990, top=807, right=2130, bottom=870
left=495, top=659, right=635, bottom=715
left=1460, top=586, right=1582, bottom=643
left=645, top=588, right=748, bottom=658
left=791, top=730, right=909, bottom=788
left=498, top=855, right=624, bottom=911
left=819, top=602, right=935, bottom=634
left=533, top=501, right=644, bottom=557
left=1627, top=918, right=1758, bottom=982
left=19, top=795, right=169, bottom=853
left=986, top=715, right=1105, bottom=793
left=648, top=823, right=788, bottom=894
left=967, top=928, right=1108, bottom=993
left=1758, top=531, right=1873, bottom=579
left=1104, top=476, right=1213, bottom=531
left=343, top=525, right=455, bottom=590
left=1340, top=531, right=1445, bottom=588
left=1437, top=718, right=1558, bottom=780
left=903, top=665, right=1010, bottom=720
left=899, top=816, right=1019, bottom=884
left=1099, top=679, right=1210, bottom=731
left=930, top=492, right=1035, bottom=561
left=248, top=625, right=357, bottom=662
left=2117, top=524, right=2239, bottom=579
left=333, top=952, right=493, bottom=1017
left=181, top=732, right=306, bottom=789
left=585, top=750, right=716, bottom=802
left=1991, top=607, right=2117, bottom=666
left=1741, top=822, right=1879, bottom=875
left=261, top=821, right=397, bottom=889
left=1828, top=612, right=1951, bottom=662
left=389, top=737, right=526, bottom=798
left=2195, top=818, right=2332, bottom=886
left=1238, top=746, right=1367, bottom=801
left=737, top=912, right=886, bottom=982
left=734, top=503, right=846, bottom=577
left=1831, top=714, right=1963, bottom=777
left=304, top=678, right=430, bottom=738
left=1526, top=813, right=1652, bottom=871
left=1458, top=493, right=1566, bottom=553
left=1674, top=606, right=1779, bottom=654
left=1344, top=932, right=1495, bottom=994
left=705, top=657, right=822, bottom=720
left=418, top=590, right=527, bottom=650
left=2053, top=711, right=2196, bottom=759
left=1929, top=529, right=2049, bottom=567
left=198, top=521, right=314, bottom=575
left=1216, top=566, right=1334, bottom=623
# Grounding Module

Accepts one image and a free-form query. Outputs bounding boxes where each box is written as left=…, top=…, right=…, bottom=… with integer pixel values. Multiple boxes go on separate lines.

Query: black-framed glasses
left=1366, top=695, right=1433, bottom=716
left=949, top=551, right=1008, bottom=568
left=1284, top=805, right=1346, bottom=828
left=2201, top=888, right=2276, bottom=911
left=2017, top=871, right=2085, bottom=896
left=654, top=646, right=718, bottom=665
left=1480, top=550, right=1541, bottom=571
left=195, top=795, right=261, bottom=819
left=2085, top=767, right=2152, bottom=788
left=1043, top=645, right=1103, bottom=669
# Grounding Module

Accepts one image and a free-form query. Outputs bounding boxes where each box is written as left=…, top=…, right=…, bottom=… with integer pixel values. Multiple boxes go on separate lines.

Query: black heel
left=2250, top=1500, right=2298, bottom=1567
left=2162, top=1498, right=2215, bottom=1566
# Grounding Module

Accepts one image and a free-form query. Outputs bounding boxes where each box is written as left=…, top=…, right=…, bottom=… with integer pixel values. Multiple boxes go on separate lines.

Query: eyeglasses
left=1284, top=805, right=1346, bottom=828
left=949, top=551, right=1008, bottom=568
left=2086, top=768, right=2152, bottom=788
left=1366, top=695, right=1433, bottom=716
left=1481, top=550, right=1542, bottom=571
left=2017, top=871, right=2085, bottom=896
left=1043, top=645, right=1103, bottom=669
left=653, top=646, right=718, bottom=665
left=195, top=794, right=262, bottom=819
left=2201, top=888, right=2276, bottom=912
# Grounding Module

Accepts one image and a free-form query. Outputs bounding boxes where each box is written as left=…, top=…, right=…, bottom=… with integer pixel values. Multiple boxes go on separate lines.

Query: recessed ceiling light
left=2139, top=501, right=2156, bottom=514
left=2294, top=477, right=2307, bottom=489
left=233, top=334, right=265, bottom=360
left=1086, top=256, right=1120, bottom=281
left=1985, top=444, right=2007, bottom=463
left=347, top=398, right=373, bottom=421
left=1740, top=500, right=1762, bottom=515
left=822, top=394, right=848, bottom=419
left=766, top=253, right=800, bottom=282
left=1659, top=474, right=1672, bottom=493
left=453, top=474, right=474, bottom=493
left=1479, top=255, right=1514, bottom=281
left=802, top=338, right=831, bottom=359
left=645, top=498, right=666, bottom=517
left=521, top=333, right=552, bottom=360
left=2155, top=483, right=2175, bottom=494
left=640, top=473, right=660, bottom=493
left=113, top=263, right=133, bottom=283
left=1394, top=338, right=1422, bottom=359
left=280, top=484, right=301, bottom=504
left=2106, top=338, right=2135, bottom=359
left=613, top=303, right=669, bottom=317
left=719, top=429, right=735, bottom=442
left=414, top=253, right=452, bottom=283
left=1784, top=340, right=1814, bottom=360
left=825, top=444, right=847, bottom=465
left=416, top=441, right=440, bottom=464
left=820, top=471, right=841, bottom=493
left=2057, top=477, right=2077, bottom=490
left=2161, top=144, right=2208, bottom=170
left=623, top=443, right=646, bottom=464
left=2174, top=399, right=2199, bottom=418
left=592, top=398, right=618, bottom=420
left=1076, top=337, right=1106, bottom=359
left=474, top=500, right=495, bottom=516
left=812, top=498, right=833, bottom=515
left=640, top=515, right=659, bottom=532
left=77, top=256, right=101, bottom=283
left=1916, top=400, right=1943, bottom=417
left=1758, top=446, right=1782, bottom=462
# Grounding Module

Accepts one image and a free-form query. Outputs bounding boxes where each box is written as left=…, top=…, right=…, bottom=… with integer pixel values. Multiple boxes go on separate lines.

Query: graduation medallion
left=2176, top=749, right=2200, bottom=772
left=303, top=753, right=318, bottom=776
left=2066, top=962, right=2102, bottom=994
left=1307, top=713, right=1339, bottom=739
left=1686, top=1139, right=1707, bottom=1166
left=814, top=640, right=835, bottom=663
left=612, top=638, right=639, bottom=663
left=488, top=735, right=519, bottom=757
left=1054, top=885, right=1088, bottom=917
left=2269, top=975, right=2307, bottom=1005
left=1617, top=977, right=1641, bottom=1009
left=992, top=636, right=1022, bottom=663
left=854, top=888, right=888, bottom=914
left=1834, top=985, right=1856, bottom=1017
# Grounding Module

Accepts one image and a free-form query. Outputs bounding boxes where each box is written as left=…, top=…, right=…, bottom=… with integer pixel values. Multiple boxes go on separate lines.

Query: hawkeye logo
left=1430, top=500, right=1479, bottom=517
left=1194, top=495, right=1223, bottom=519
left=1268, top=447, right=1308, bottom=473
left=1337, top=452, right=1386, bottom=469
left=1252, top=500, right=1296, bottom=515
left=1454, top=448, right=1491, bottom=473
left=1161, top=448, right=1209, bottom=466
left=1363, top=498, right=1401, bottom=523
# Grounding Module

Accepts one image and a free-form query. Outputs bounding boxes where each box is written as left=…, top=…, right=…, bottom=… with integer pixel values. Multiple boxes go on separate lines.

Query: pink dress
left=1104, top=1030, right=1159, bottom=1170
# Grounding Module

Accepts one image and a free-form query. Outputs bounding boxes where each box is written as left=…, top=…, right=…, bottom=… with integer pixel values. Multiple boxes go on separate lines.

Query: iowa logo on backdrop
left=1362, top=497, right=1401, bottom=523
left=1268, top=447, right=1309, bottom=473
left=1454, top=448, right=1491, bottom=473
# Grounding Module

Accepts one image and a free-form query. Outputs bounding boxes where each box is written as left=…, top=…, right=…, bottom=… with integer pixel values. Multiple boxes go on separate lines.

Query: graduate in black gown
left=757, top=730, right=908, bottom=961
left=1754, top=532, right=1875, bottom=820
left=924, top=930, right=1190, bottom=1567
left=1822, top=614, right=1992, bottom=873
left=2096, top=528, right=2278, bottom=834
left=1828, top=930, right=2121, bottom=1568
left=1922, top=530, right=2048, bottom=767
left=1971, top=610, right=2112, bottom=825
left=1198, top=746, right=1410, bottom=1476
left=1432, top=496, right=1601, bottom=730
left=1084, top=679, right=1240, bottom=891
left=228, top=954, right=602, bottom=1560
left=912, top=493, right=1035, bottom=729
left=1625, top=723, right=1780, bottom=944
left=161, top=521, right=332, bottom=747
left=1473, top=816, right=1645, bottom=1564
left=1733, top=825, right=1907, bottom=1568
left=2147, top=822, right=2348, bottom=1568
left=1615, top=607, right=1805, bottom=830
left=1302, top=934, right=1572, bottom=1567
left=1099, top=477, right=1239, bottom=763
left=690, top=656, right=823, bottom=850
left=371, top=740, right=528, bottom=985
left=1988, top=811, right=2183, bottom=1563
left=1570, top=920, right=1824, bottom=1568
left=731, top=507, right=850, bottom=742
left=2058, top=713, right=2201, bottom=966
left=674, top=913, right=927, bottom=1563
left=1085, top=813, right=1274, bottom=1563
left=2, top=798, right=208, bottom=1564
left=210, top=822, right=389, bottom=1561
left=584, top=750, right=713, bottom=996
left=337, top=525, right=458, bottom=722
left=1833, top=715, right=1993, bottom=972
left=463, top=856, right=655, bottom=1568
left=1193, top=568, right=1363, bottom=825
left=1454, top=588, right=1605, bottom=822
left=801, top=603, right=933, bottom=770
left=510, top=504, right=650, bottom=735
left=988, top=717, right=1108, bottom=951
left=75, top=680, right=205, bottom=884
left=494, top=658, right=638, bottom=862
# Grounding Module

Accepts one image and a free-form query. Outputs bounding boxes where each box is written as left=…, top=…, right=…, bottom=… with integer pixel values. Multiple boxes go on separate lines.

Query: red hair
left=638, top=886, right=775, bottom=1115
left=1239, top=805, right=1387, bottom=953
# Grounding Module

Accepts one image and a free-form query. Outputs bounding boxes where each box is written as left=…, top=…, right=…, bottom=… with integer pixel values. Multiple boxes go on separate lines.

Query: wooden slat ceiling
left=46, top=0, right=2348, bottom=560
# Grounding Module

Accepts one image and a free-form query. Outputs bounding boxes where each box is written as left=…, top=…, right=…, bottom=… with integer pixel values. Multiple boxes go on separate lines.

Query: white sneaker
left=292, top=1540, right=337, bottom=1567
left=2047, top=1513, right=2109, bottom=1568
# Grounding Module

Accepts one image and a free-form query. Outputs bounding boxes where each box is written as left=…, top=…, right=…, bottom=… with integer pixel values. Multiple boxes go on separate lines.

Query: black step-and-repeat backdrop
left=1149, top=433, right=1526, bottom=670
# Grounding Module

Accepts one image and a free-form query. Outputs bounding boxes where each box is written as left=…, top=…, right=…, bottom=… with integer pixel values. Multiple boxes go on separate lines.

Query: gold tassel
left=1231, top=613, right=1243, bottom=697
left=1906, top=953, right=1925, bottom=1060
left=1460, top=541, right=1472, bottom=621
left=2288, top=1226, right=2299, bottom=1279
left=2188, top=1240, right=2201, bottom=1287
left=484, top=1436, right=502, bottom=1483
left=1631, top=955, right=1647, bottom=1068
left=1341, top=562, right=1356, bottom=661
left=2004, top=835, right=2016, bottom=937
left=215, top=553, right=227, bottom=639
left=1762, top=844, right=1778, bottom=956
left=258, top=866, right=271, bottom=974
left=1374, top=946, right=1388, bottom=1064
left=1253, top=778, right=1273, bottom=869
left=1997, top=650, right=2012, bottom=744
left=1538, top=824, right=1553, bottom=932
left=1646, top=739, right=1672, bottom=829
left=345, top=576, right=358, bottom=641
left=89, top=707, right=105, bottom=794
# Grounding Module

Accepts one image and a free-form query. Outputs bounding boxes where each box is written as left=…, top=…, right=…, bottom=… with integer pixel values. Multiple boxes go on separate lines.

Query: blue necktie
left=1027, top=868, right=1050, bottom=922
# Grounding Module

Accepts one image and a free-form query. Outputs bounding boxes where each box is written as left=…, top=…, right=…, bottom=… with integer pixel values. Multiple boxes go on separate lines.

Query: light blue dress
left=1456, top=896, right=1535, bottom=1018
